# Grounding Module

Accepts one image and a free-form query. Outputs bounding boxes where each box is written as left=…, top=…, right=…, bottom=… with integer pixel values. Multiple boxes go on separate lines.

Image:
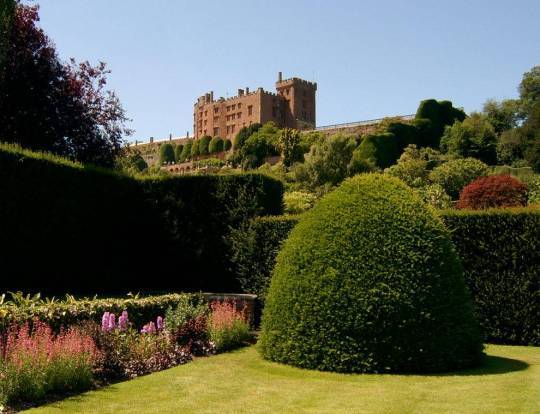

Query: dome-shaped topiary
left=259, top=174, right=483, bottom=373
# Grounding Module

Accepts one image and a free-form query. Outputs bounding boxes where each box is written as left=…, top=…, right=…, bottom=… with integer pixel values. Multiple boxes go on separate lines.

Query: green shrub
left=283, top=191, right=317, bottom=214
left=442, top=208, right=540, bottom=345
left=179, top=140, right=193, bottom=162
left=429, top=158, right=489, bottom=199
left=209, top=137, right=224, bottom=154
left=355, top=132, right=399, bottom=168
left=159, top=143, right=175, bottom=165
left=0, top=144, right=283, bottom=292
left=191, top=140, right=200, bottom=157
left=174, top=144, right=184, bottom=162
left=199, top=135, right=212, bottom=155
left=164, top=294, right=209, bottom=350
left=238, top=207, right=540, bottom=345
left=223, top=139, right=232, bottom=151
left=415, top=184, right=452, bottom=209
left=259, top=174, right=483, bottom=373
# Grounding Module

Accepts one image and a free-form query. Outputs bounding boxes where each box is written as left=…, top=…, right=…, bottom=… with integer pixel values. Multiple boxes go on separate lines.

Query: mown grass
left=27, top=344, right=539, bottom=414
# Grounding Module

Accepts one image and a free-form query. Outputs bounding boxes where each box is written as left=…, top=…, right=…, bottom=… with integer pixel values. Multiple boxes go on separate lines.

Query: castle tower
left=275, top=72, right=317, bottom=130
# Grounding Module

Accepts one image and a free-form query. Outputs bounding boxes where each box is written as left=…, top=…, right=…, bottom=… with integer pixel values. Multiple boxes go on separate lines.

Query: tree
left=415, top=99, right=466, bottom=148
left=208, top=136, right=224, bottom=153
left=519, top=66, right=540, bottom=113
left=294, top=134, right=357, bottom=192
left=174, top=143, right=183, bottom=162
left=278, top=128, right=302, bottom=167
left=0, top=0, right=16, bottom=66
left=234, top=123, right=261, bottom=150
left=179, top=140, right=192, bottom=162
left=159, top=143, right=175, bottom=165
left=483, top=99, right=520, bottom=135
left=191, top=139, right=200, bottom=157
left=385, top=145, right=443, bottom=187
left=198, top=135, right=211, bottom=155
left=0, top=3, right=131, bottom=167
left=223, top=139, right=232, bottom=151
left=440, top=113, right=498, bottom=165
left=354, top=132, right=399, bottom=169
left=235, top=122, right=280, bottom=169
left=116, top=149, right=148, bottom=174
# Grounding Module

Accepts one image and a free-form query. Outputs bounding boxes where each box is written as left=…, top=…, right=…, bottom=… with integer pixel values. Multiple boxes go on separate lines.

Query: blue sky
left=34, top=0, right=539, bottom=142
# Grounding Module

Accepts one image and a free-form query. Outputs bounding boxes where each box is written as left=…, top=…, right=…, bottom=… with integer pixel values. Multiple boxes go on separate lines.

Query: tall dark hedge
left=0, top=145, right=283, bottom=295
left=235, top=208, right=540, bottom=345
left=442, top=208, right=539, bottom=345
left=259, top=175, right=483, bottom=373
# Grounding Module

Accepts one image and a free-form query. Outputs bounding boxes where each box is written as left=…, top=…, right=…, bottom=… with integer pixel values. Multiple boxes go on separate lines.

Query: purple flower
left=108, top=313, right=116, bottom=330
left=101, top=312, right=110, bottom=331
left=118, top=311, right=129, bottom=331
left=156, top=316, right=164, bottom=330
left=141, top=321, right=156, bottom=334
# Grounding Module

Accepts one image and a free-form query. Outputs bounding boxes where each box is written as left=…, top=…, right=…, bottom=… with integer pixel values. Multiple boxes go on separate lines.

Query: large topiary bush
left=429, top=158, right=489, bottom=199
left=259, top=174, right=483, bottom=373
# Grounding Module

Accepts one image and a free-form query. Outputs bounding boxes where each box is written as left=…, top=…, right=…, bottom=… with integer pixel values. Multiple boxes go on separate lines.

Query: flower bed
left=0, top=296, right=253, bottom=409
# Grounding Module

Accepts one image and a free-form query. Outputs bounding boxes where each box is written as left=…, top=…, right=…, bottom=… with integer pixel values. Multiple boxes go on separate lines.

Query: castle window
left=214, top=107, right=219, bottom=114
left=204, top=110, right=208, bottom=117
left=204, top=120, right=207, bottom=126
left=214, top=127, right=219, bottom=135
left=248, top=105, right=253, bottom=115
left=232, top=113, right=235, bottom=120
left=232, top=104, right=236, bottom=110
left=237, top=112, right=241, bottom=119
left=238, top=103, right=242, bottom=109
left=231, top=125, right=235, bottom=133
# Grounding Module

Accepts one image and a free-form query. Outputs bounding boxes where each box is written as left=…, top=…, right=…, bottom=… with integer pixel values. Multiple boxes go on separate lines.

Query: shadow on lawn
left=431, top=355, right=529, bottom=377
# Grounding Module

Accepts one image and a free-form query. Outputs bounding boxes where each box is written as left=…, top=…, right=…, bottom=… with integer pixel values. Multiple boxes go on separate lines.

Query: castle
left=193, top=72, right=317, bottom=140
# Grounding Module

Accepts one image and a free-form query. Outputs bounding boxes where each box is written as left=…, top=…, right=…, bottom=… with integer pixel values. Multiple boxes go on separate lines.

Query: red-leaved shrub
left=457, top=174, right=528, bottom=209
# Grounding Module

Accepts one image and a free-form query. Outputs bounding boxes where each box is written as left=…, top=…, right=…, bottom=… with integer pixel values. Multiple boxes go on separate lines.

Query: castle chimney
left=150, top=137, right=154, bottom=143
left=238, top=88, right=244, bottom=96
left=278, top=71, right=283, bottom=82
left=246, top=87, right=249, bottom=94
left=210, top=91, right=214, bottom=101
left=169, top=133, right=172, bottom=141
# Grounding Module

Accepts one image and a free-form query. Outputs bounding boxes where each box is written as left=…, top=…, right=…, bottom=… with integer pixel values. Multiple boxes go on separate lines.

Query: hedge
left=0, top=144, right=283, bottom=294
left=0, top=293, right=201, bottom=333
left=442, top=208, right=539, bottom=345
left=259, top=175, right=482, bottom=373
left=232, top=207, right=540, bottom=345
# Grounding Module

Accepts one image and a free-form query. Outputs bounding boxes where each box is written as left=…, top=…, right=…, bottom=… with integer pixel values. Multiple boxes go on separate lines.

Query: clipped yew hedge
left=259, top=175, right=483, bottom=373
left=443, top=207, right=539, bottom=345
left=235, top=207, right=540, bottom=345
left=0, top=144, right=283, bottom=294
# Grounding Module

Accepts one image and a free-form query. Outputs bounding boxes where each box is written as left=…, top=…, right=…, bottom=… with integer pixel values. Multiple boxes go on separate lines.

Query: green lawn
left=27, top=345, right=539, bottom=414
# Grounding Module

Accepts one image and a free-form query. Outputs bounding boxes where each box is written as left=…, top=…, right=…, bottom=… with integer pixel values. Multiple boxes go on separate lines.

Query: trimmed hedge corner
left=236, top=207, right=540, bottom=346
left=0, top=144, right=283, bottom=294
left=259, top=174, right=483, bottom=373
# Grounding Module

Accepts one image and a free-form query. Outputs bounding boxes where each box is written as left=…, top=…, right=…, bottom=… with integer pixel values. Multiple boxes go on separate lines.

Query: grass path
left=27, top=344, right=539, bottom=414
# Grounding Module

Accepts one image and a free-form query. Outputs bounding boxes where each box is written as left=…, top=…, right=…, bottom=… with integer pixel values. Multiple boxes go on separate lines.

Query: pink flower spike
left=156, top=316, right=164, bottom=330
left=108, top=313, right=116, bottom=330
left=102, top=312, right=110, bottom=331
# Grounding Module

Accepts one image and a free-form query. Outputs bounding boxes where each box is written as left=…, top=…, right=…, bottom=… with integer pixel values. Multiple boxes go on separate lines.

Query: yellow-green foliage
left=260, top=174, right=483, bottom=373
